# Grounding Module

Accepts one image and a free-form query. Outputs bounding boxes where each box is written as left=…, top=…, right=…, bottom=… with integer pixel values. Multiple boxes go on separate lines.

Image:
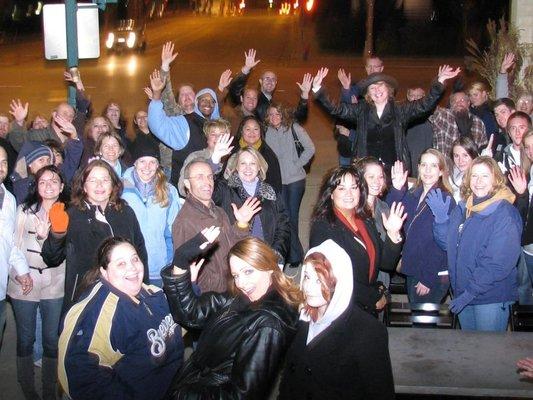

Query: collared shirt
left=429, top=107, right=487, bottom=157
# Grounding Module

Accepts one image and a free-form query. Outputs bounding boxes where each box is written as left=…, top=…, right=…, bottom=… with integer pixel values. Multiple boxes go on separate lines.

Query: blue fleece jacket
left=148, top=100, right=190, bottom=150
left=58, top=279, right=183, bottom=400
left=387, top=185, right=455, bottom=289
left=433, top=198, right=522, bottom=305
left=121, top=167, right=181, bottom=281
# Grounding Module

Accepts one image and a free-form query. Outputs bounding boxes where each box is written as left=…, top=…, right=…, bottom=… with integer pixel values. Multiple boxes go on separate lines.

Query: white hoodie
left=300, top=239, right=353, bottom=345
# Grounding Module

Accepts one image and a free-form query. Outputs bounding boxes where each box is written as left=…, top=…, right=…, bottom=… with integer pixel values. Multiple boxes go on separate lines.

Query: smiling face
left=135, top=156, right=159, bottom=183
left=517, top=94, right=532, bottom=115
left=241, top=119, right=261, bottom=146
left=178, top=85, right=195, bottom=114
left=452, top=145, right=473, bottom=173
left=100, top=136, right=121, bottom=164
left=230, top=255, right=272, bottom=302
left=470, top=162, right=494, bottom=198
left=32, top=115, right=49, bottom=130
left=37, top=170, right=63, bottom=202
left=83, top=166, right=113, bottom=208
left=197, top=93, right=215, bottom=118
left=468, top=88, right=488, bottom=107
left=101, top=242, right=144, bottom=297
left=134, top=111, right=148, bottom=132
left=365, top=57, right=384, bottom=75
left=331, top=173, right=360, bottom=213
left=494, top=104, right=514, bottom=129
left=89, top=117, right=111, bottom=141
left=259, top=71, right=277, bottom=95
left=206, top=126, right=227, bottom=150
left=450, top=92, right=470, bottom=113
left=302, top=263, right=328, bottom=314
left=266, top=107, right=282, bottom=129
left=241, top=89, right=258, bottom=113
left=184, top=161, right=214, bottom=206
left=105, top=103, right=121, bottom=128
left=0, top=147, right=8, bottom=183
left=418, top=152, right=442, bottom=189
left=236, top=151, right=260, bottom=183
left=524, top=135, right=533, bottom=162
left=507, top=116, right=529, bottom=147
left=363, top=163, right=385, bottom=198
left=367, top=81, right=390, bottom=106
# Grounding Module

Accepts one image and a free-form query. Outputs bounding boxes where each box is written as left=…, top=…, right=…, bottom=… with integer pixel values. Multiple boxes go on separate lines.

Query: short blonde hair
left=224, top=147, right=268, bottom=181
left=460, top=156, right=508, bottom=200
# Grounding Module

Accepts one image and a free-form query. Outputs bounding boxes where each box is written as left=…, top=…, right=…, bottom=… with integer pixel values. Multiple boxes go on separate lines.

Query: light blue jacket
left=121, top=167, right=181, bottom=281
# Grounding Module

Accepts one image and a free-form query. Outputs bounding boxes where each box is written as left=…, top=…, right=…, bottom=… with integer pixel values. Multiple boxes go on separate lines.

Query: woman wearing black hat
left=122, top=145, right=181, bottom=287
left=310, top=66, right=461, bottom=171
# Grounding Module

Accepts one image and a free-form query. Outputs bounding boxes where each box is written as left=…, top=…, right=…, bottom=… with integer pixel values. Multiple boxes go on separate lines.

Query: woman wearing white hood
left=278, top=239, right=395, bottom=400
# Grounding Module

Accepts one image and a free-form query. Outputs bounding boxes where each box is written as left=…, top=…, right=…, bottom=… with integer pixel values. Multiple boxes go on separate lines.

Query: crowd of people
left=0, top=43, right=532, bottom=399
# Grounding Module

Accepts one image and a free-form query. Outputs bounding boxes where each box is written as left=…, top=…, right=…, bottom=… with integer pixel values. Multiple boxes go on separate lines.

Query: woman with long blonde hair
left=161, top=232, right=302, bottom=399
left=121, top=146, right=181, bottom=287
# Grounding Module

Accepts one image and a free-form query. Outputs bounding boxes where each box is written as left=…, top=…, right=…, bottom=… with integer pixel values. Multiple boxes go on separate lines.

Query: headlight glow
left=127, top=32, right=136, bottom=48
left=106, top=32, right=114, bottom=49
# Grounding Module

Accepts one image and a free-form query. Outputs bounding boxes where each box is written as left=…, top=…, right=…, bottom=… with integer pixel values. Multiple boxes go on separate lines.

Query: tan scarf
left=465, top=187, right=515, bottom=218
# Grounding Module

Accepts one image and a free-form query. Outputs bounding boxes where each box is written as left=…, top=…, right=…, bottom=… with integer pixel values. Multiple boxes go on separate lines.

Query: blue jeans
left=406, top=275, right=449, bottom=304
left=0, top=299, right=6, bottom=346
left=458, top=301, right=513, bottom=331
left=523, top=251, right=533, bottom=296
left=282, top=179, right=305, bottom=264
left=517, top=252, right=533, bottom=305
left=11, top=298, right=63, bottom=358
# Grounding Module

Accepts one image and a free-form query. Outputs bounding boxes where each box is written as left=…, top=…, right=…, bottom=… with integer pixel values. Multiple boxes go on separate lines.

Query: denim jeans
left=282, top=179, right=305, bottom=264
left=517, top=252, right=533, bottom=305
left=523, top=251, right=533, bottom=297
left=0, top=299, right=6, bottom=346
left=406, top=275, right=450, bottom=304
left=11, top=297, right=63, bottom=358
left=458, top=301, right=513, bottom=332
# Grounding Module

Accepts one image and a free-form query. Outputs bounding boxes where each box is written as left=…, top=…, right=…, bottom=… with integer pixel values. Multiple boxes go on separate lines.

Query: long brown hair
left=70, top=160, right=125, bottom=211
left=302, top=252, right=336, bottom=322
left=413, top=148, right=453, bottom=194
left=227, top=237, right=303, bottom=308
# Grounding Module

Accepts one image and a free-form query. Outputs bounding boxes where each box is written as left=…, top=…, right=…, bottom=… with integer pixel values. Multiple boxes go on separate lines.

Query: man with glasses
left=227, top=49, right=309, bottom=122
left=172, top=158, right=259, bottom=293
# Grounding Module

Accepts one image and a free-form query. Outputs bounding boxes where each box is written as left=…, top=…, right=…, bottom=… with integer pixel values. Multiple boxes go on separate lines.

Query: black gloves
left=172, top=232, right=214, bottom=270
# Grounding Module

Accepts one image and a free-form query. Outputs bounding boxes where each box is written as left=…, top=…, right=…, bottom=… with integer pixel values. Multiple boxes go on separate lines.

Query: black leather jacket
left=161, top=266, right=298, bottom=400
left=314, top=80, right=444, bottom=169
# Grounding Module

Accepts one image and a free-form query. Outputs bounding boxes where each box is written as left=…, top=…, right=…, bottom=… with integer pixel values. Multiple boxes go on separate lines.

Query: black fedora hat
left=358, top=72, right=399, bottom=95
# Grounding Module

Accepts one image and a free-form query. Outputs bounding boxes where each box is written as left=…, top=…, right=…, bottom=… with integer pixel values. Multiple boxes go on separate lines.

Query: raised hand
left=382, top=201, right=407, bottom=241
left=53, top=114, right=77, bottom=138
left=232, top=197, right=262, bottom=224
left=337, top=68, right=352, bottom=90
left=391, top=160, right=408, bottom=190
left=149, top=69, right=166, bottom=100
left=242, top=49, right=260, bottom=74
left=9, top=99, right=29, bottom=125
left=312, top=67, right=329, bottom=90
left=35, top=214, right=51, bottom=240
left=437, top=65, right=461, bottom=84
left=200, top=226, right=221, bottom=247
left=144, top=87, right=154, bottom=100
left=189, top=258, right=205, bottom=283
left=425, top=188, right=451, bottom=224
left=161, top=41, right=178, bottom=71
left=500, top=52, right=515, bottom=74
left=508, top=166, right=527, bottom=195
left=296, top=73, right=313, bottom=99
left=218, top=69, right=233, bottom=92
left=172, top=227, right=220, bottom=272
left=480, top=134, right=494, bottom=157
left=211, top=133, right=234, bottom=164
left=64, top=69, right=84, bottom=90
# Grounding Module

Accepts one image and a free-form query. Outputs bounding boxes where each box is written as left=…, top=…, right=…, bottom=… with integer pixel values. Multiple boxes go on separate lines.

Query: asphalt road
left=0, top=9, right=459, bottom=399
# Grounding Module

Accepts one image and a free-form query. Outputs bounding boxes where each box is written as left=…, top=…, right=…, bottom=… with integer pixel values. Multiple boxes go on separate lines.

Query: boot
left=42, top=357, right=58, bottom=400
left=16, top=356, right=41, bottom=400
